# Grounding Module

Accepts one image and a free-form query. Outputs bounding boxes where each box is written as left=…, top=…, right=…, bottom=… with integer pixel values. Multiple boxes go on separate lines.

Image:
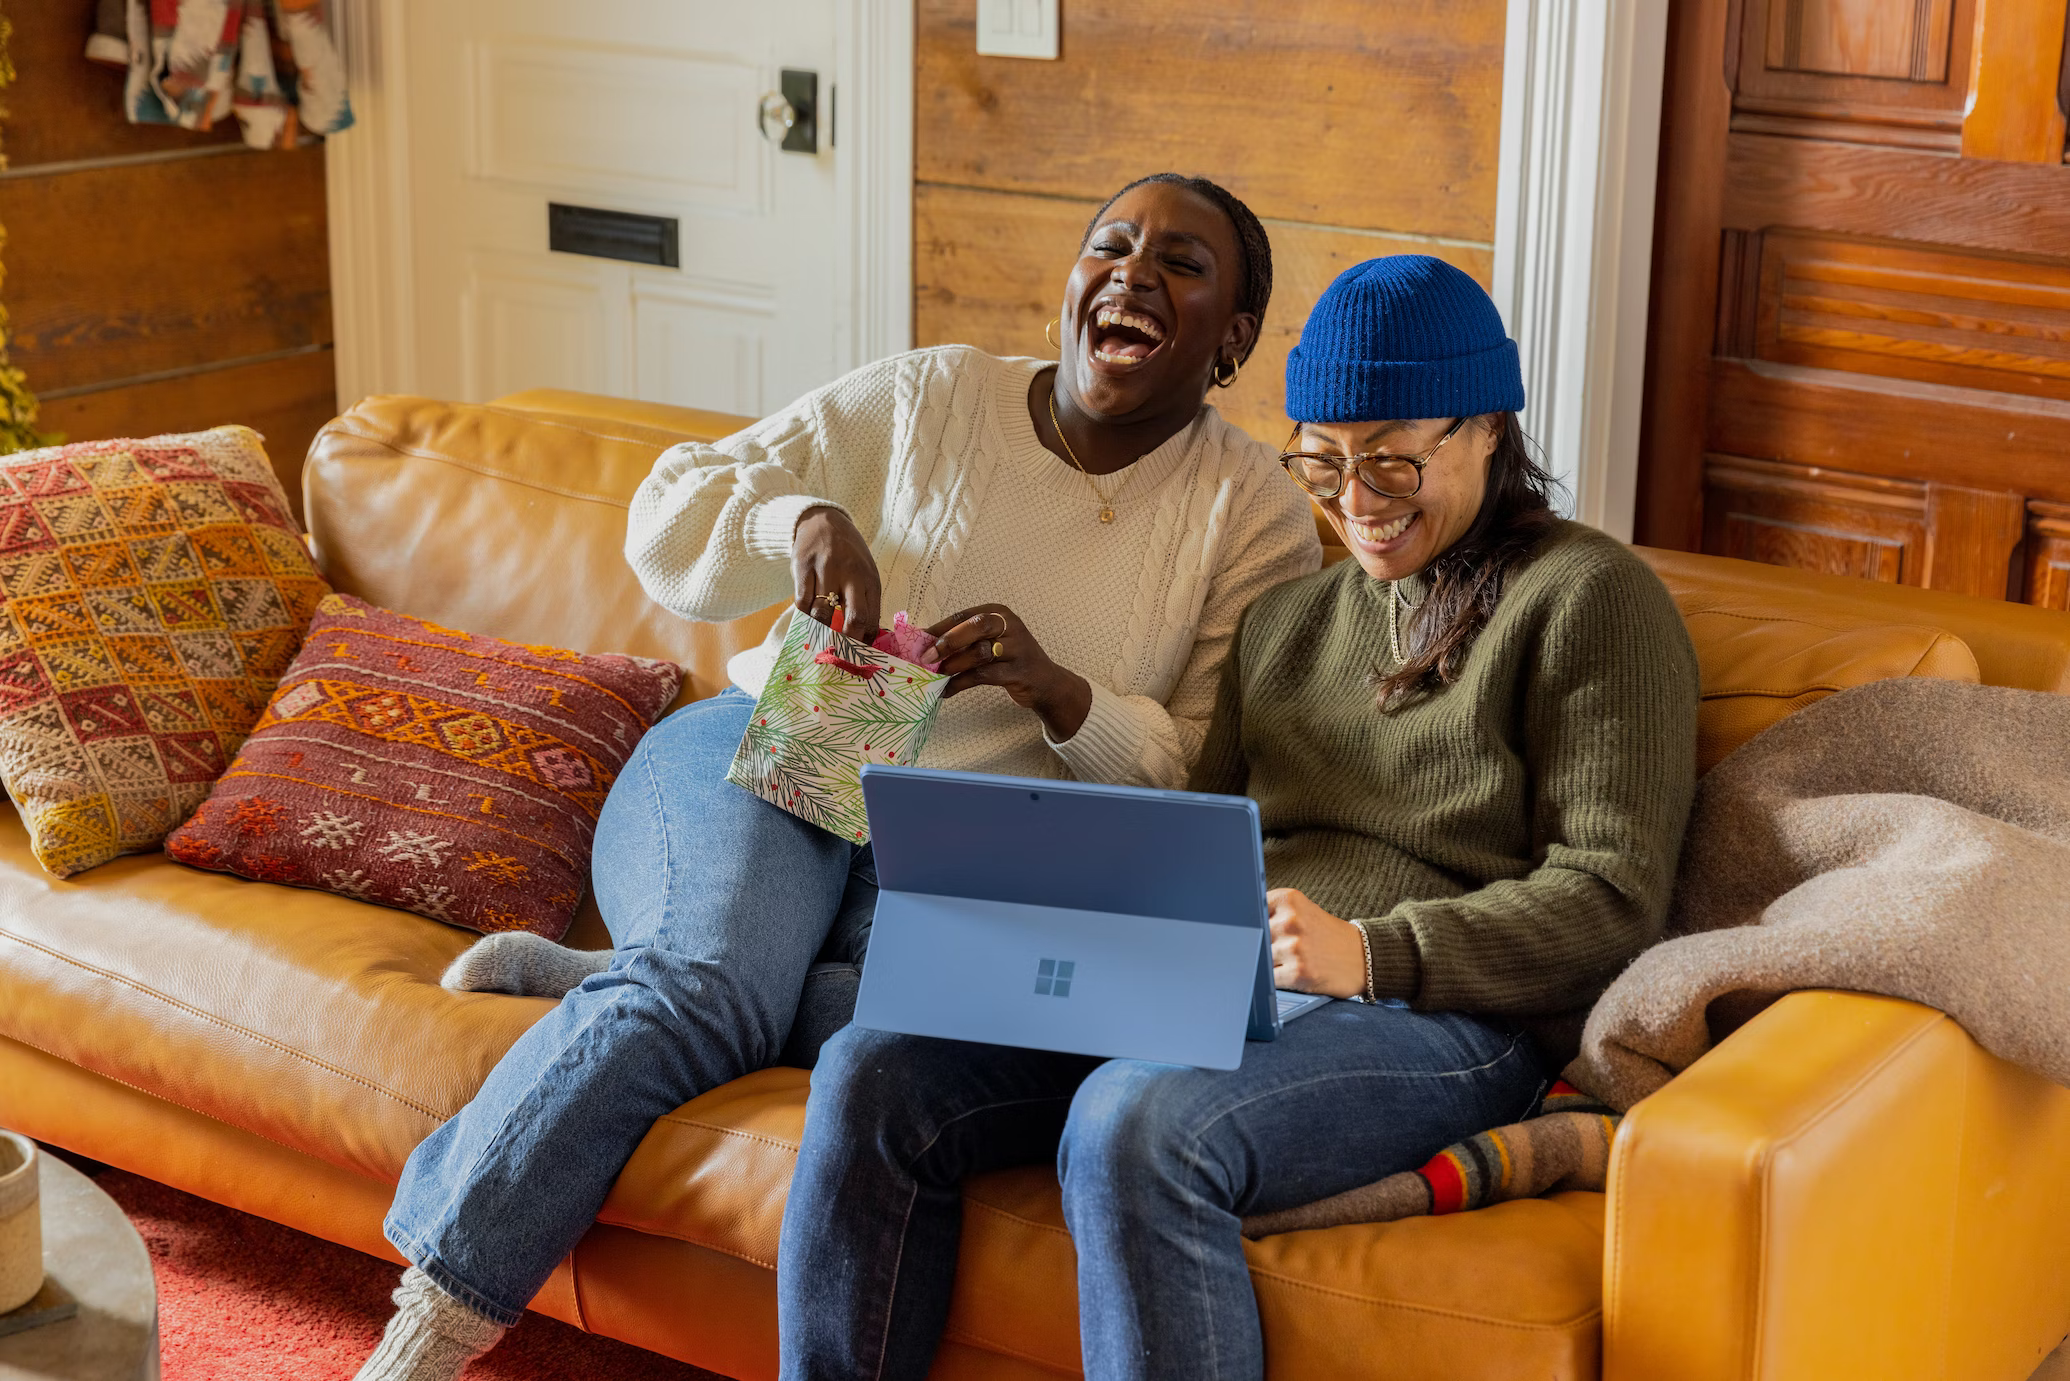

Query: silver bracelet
left=1357, top=921, right=1376, bottom=1003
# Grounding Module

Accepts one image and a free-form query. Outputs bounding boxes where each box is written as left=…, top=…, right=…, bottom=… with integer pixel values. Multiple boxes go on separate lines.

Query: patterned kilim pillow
left=0, top=426, right=330, bottom=876
left=165, top=594, right=682, bottom=939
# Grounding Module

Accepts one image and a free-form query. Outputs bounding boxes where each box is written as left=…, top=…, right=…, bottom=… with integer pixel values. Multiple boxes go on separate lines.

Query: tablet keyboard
left=1275, top=990, right=1332, bottom=1022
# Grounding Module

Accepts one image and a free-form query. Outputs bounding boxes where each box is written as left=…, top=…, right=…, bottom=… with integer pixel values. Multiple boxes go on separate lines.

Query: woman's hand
left=1268, top=888, right=1369, bottom=999
left=793, top=507, right=882, bottom=644
left=928, top=605, right=1094, bottom=743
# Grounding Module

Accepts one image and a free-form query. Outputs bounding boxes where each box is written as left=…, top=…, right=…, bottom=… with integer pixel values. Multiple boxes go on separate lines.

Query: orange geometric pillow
left=0, top=426, right=330, bottom=876
left=165, top=594, right=683, bottom=939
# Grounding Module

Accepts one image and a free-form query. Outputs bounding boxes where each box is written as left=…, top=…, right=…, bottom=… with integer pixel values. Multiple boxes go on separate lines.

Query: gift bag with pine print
left=726, top=613, right=949, bottom=841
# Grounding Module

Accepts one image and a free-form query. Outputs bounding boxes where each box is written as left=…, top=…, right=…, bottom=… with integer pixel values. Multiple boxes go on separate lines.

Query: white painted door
left=401, top=0, right=841, bottom=417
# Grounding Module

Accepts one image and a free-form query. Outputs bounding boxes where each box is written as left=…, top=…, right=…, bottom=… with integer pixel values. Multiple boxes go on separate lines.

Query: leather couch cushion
left=304, top=397, right=776, bottom=705
left=0, top=804, right=527, bottom=1182
left=0, top=792, right=1606, bottom=1377
left=1641, top=546, right=2070, bottom=697
left=1674, top=602, right=1978, bottom=772
left=945, top=1171, right=1603, bottom=1379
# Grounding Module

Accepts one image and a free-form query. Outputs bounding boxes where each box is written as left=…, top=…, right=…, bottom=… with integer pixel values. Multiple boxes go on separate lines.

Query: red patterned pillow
left=166, top=594, right=682, bottom=938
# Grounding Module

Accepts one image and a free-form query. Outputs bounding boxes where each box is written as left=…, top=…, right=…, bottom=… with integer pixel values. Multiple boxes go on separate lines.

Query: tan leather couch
left=4, top=390, right=2069, bottom=1381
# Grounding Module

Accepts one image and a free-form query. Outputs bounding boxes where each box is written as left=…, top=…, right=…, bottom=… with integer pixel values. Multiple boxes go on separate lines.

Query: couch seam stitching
left=1700, top=685, right=1850, bottom=701
left=476, top=406, right=704, bottom=448
left=963, top=1196, right=1073, bottom=1239
left=592, top=1170, right=1058, bottom=1276
left=1749, top=1010, right=1947, bottom=1375
left=936, top=1323, right=1082, bottom=1375
left=317, top=421, right=633, bottom=509
left=0, top=1022, right=393, bottom=1180
left=587, top=1214, right=776, bottom=1272
left=1681, top=606, right=1951, bottom=637
left=1246, top=1266, right=1605, bottom=1332
left=1764, top=1011, right=1944, bottom=1153
left=651, top=1112, right=801, bottom=1155
left=0, top=926, right=446, bottom=1119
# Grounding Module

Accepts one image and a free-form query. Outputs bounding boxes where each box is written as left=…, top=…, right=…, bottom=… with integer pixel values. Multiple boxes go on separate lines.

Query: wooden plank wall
left=913, top=0, right=1505, bottom=445
left=0, top=5, right=335, bottom=520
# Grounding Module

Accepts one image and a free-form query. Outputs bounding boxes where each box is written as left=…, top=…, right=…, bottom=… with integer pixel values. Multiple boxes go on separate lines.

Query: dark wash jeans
left=776, top=1002, right=1543, bottom=1381
left=384, top=689, right=876, bottom=1324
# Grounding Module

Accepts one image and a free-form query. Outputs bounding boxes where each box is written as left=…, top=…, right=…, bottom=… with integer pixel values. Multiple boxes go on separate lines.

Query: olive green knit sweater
left=1189, top=520, right=1700, bottom=1020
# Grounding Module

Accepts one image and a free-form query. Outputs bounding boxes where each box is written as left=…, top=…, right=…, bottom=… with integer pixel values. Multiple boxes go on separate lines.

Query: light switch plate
left=976, top=0, right=1059, bottom=60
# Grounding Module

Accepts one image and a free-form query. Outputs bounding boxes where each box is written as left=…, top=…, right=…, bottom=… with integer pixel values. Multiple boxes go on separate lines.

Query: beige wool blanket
left=1249, top=676, right=2070, bottom=1237
left=1568, top=675, right=2070, bottom=1111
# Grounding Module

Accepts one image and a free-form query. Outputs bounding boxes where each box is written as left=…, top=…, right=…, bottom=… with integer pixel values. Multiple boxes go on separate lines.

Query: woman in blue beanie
left=776, top=256, right=1700, bottom=1381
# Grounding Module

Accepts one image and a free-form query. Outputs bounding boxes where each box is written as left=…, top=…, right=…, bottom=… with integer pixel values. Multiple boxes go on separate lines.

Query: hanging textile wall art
left=87, top=0, right=354, bottom=151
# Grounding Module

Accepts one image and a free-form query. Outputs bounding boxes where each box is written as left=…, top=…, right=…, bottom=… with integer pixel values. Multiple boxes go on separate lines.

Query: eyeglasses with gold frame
left=1276, top=416, right=1469, bottom=501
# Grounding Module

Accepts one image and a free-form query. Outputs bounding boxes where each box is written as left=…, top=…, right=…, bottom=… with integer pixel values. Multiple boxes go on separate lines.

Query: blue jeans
left=776, top=1004, right=1542, bottom=1381
left=385, top=688, right=877, bottom=1325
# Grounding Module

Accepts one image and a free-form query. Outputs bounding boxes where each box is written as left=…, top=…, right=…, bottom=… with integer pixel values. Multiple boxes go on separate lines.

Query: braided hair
left=1080, top=173, right=1274, bottom=370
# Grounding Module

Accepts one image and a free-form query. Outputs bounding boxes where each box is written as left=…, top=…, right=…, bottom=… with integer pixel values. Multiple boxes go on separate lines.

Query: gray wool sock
left=353, top=1267, right=507, bottom=1381
left=440, top=931, right=613, bottom=998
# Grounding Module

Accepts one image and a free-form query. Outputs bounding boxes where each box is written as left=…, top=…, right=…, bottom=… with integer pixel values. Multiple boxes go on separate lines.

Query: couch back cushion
left=1675, top=603, right=1978, bottom=771
left=312, top=397, right=2054, bottom=775
left=1640, top=546, right=2070, bottom=696
left=305, top=397, right=775, bottom=704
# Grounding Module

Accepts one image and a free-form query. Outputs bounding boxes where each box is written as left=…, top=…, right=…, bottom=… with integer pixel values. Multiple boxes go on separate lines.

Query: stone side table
left=0, top=1154, right=159, bottom=1381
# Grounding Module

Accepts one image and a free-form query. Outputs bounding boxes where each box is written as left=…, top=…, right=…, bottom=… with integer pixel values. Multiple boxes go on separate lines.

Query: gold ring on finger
left=991, top=640, right=1004, bottom=660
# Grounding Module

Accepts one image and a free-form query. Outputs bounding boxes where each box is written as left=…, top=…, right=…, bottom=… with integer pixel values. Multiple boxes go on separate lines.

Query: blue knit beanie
left=1284, top=255, right=1525, bottom=423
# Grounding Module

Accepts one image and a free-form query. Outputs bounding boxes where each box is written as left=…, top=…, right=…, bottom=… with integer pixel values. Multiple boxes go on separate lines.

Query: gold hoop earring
left=1044, top=318, right=1062, bottom=352
left=1213, top=355, right=1242, bottom=388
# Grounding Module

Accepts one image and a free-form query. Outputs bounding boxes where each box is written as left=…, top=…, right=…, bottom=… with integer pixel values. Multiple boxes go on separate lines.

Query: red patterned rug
left=90, top=1166, right=725, bottom=1380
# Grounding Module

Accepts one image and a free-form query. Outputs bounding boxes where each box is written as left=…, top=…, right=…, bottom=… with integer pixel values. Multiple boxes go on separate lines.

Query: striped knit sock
left=1241, top=1081, right=1624, bottom=1238
left=352, top=1268, right=507, bottom=1381
left=1417, top=1080, right=1620, bottom=1215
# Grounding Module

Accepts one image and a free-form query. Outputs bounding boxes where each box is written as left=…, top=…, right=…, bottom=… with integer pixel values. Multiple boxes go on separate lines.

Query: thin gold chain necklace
left=1047, top=386, right=1124, bottom=524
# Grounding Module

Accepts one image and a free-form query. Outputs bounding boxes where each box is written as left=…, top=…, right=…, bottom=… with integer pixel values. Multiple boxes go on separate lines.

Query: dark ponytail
left=1371, top=413, right=1562, bottom=710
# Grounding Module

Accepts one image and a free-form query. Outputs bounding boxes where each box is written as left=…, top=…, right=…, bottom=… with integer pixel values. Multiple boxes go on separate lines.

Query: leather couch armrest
left=1602, top=989, right=2062, bottom=1381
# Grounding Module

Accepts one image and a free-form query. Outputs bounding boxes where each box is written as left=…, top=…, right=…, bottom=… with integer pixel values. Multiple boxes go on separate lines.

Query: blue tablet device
left=852, top=765, right=1329, bottom=1071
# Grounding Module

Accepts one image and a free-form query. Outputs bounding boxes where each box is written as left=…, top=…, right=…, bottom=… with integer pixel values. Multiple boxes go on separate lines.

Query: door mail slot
left=548, top=203, right=680, bottom=268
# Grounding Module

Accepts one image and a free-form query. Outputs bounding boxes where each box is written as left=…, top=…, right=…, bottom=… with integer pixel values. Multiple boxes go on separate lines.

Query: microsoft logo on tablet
left=1034, top=958, right=1075, bottom=997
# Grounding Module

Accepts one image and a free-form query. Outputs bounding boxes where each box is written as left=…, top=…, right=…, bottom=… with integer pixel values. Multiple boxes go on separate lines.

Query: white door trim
left=1491, top=0, right=1671, bottom=541
left=326, top=0, right=916, bottom=409
left=326, top=0, right=419, bottom=409
left=836, top=0, right=916, bottom=366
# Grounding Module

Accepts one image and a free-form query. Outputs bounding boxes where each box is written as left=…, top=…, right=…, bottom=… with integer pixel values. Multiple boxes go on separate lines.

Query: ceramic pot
left=0, top=1131, right=40, bottom=1314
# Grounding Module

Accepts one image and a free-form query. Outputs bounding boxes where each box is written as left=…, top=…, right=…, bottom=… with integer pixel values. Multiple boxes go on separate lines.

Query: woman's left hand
left=1268, top=888, right=1370, bottom=999
left=928, top=604, right=1094, bottom=743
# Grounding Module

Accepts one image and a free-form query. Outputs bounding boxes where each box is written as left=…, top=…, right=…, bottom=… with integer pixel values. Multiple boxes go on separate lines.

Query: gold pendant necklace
left=1047, top=385, right=1123, bottom=523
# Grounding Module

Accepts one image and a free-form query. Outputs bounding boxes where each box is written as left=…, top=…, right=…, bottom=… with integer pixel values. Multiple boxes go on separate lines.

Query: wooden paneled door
left=1637, top=0, right=2070, bottom=607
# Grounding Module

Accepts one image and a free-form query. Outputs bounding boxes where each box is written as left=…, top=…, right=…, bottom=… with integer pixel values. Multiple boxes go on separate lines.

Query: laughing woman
left=349, top=174, right=1321, bottom=1381
left=776, top=257, right=1700, bottom=1381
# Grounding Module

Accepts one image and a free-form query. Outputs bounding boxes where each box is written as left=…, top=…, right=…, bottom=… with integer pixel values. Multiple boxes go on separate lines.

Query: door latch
left=756, top=68, right=819, bottom=154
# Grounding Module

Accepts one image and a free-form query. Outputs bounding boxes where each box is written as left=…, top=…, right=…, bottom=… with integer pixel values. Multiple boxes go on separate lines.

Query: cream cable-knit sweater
left=625, top=346, right=1322, bottom=786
